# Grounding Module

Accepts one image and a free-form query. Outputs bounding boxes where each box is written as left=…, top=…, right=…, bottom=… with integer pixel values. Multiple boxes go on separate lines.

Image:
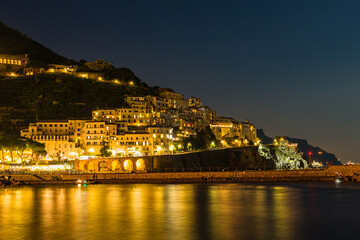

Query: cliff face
left=257, top=129, right=341, bottom=165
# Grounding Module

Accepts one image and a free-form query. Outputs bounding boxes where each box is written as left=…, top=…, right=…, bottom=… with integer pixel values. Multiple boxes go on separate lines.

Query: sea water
left=0, top=182, right=359, bottom=240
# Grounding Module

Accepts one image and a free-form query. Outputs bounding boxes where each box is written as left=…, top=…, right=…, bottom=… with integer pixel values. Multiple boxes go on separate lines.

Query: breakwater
left=2, top=165, right=360, bottom=185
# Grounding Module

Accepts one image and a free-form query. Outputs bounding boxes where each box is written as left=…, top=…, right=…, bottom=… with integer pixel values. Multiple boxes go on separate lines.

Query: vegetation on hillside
left=0, top=73, right=158, bottom=124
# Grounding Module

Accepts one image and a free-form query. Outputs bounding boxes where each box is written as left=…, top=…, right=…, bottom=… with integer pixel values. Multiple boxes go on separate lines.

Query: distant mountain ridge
left=257, top=129, right=341, bottom=165
left=0, top=21, right=76, bottom=66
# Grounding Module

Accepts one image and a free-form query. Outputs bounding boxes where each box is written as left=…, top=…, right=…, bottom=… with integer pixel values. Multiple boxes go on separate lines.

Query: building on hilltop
left=47, top=64, right=78, bottom=73
left=0, top=54, right=29, bottom=73
left=84, top=59, right=113, bottom=71
left=210, top=118, right=259, bottom=147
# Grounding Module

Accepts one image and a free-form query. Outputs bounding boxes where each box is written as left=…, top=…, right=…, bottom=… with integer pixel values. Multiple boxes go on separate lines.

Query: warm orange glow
left=136, top=159, right=145, bottom=171
left=124, top=160, right=133, bottom=171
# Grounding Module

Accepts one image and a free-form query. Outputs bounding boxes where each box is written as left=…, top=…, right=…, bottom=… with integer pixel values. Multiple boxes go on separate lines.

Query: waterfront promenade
left=1, top=165, right=359, bottom=185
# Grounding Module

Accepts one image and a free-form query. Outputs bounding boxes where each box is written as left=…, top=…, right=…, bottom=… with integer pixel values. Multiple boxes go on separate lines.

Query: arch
left=79, top=161, right=87, bottom=171
left=136, top=159, right=146, bottom=171
left=112, top=160, right=121, bottom=172
left=84, top=162, right=95, bottom=172
left=98, top=161, right=109, bottom=172
left=123, top=160, right=133, bottom=172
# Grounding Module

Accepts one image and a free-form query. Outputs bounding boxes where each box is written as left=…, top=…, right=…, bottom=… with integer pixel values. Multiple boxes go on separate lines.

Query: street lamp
left=169, top=145, right=174, bottom=154
left=308, top=151, right=313, bottom=168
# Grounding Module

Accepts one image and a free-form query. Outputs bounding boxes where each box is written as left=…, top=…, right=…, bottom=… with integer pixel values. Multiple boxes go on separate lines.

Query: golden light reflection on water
left=0, top=184, right=324, bottom=240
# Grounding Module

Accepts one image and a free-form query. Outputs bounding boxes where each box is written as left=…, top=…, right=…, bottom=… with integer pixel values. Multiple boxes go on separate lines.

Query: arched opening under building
left=112, top=160, right=121, bottom=172
left=136, top=159, right=145, bottom=171
left=85, top=162, right=95, bottom=172
left=98, top=161, right=109, bottom=172
left=124, top=160, right=133, bottom=172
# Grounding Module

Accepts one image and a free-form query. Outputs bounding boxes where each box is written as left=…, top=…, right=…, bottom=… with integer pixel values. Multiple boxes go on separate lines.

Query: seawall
left=2, top=165, right=360, bottom=185
left=75, top=147, right=275, bottom=172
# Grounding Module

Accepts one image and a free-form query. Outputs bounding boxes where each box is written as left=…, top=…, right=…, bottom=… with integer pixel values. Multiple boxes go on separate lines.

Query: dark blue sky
left=1, top=0, right=360, bottom=162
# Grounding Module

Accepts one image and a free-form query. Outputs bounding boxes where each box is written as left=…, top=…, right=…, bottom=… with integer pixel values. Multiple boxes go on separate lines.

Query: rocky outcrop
left=257, top=129, right=341, bottom=165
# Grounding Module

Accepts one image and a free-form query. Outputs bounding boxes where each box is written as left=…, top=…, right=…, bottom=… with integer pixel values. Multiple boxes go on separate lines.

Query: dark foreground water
left=0, top=182, right=359, bottom=240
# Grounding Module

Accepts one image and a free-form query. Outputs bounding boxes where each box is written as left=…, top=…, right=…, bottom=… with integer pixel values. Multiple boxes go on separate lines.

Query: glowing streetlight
left=169, top=145, right=174, bottom=154
left=308, top=151, right=313, bottom=168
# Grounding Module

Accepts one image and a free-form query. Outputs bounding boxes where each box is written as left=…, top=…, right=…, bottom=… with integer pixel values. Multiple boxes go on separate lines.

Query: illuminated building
left=110, top=132, right=153, bottom=156
left=20, top=120, right=83, bottom=159
left=81, top=121, right=117, bottom=154
left=147, top=126, right=174, bottom=155
left=210, top=118, right=258, bottom=146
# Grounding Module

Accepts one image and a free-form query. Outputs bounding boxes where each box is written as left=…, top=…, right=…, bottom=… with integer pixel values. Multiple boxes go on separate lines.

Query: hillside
left=0, top=73, right=157, bottom=119
left=0, top=21, right=157, bottom=132
left=257, top=129, right=341, bottom=165
left=0, top=21, right=76, bottom=66
left=0, top=22, right=341, bottom=163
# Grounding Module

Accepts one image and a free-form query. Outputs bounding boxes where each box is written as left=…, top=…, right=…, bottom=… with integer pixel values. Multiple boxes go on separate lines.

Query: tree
left=5, top=135, right=19, bottom=162
left=0, top=137, right=5, bottom=161
left=180, top=126, right=217, bottom=151
left=100, top=141, right=111, bottom=157
left=79, top=59, right=87, bottom=65
left=16, top=139, right=27, bottom=163
left=26, top=139, right=45, bottom=162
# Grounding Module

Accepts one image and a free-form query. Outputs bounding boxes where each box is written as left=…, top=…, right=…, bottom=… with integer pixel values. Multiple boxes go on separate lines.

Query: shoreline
left=2, top=165, right=359, bottom=186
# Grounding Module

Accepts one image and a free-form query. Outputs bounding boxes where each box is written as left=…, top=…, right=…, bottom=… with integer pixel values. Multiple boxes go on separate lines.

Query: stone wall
left=3, top=165, right=360, bottom=184
left=74, top=146, right=275, bottom=172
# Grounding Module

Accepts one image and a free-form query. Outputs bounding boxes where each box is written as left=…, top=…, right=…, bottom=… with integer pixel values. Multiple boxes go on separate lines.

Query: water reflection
left=0, top=183, right=359, bottom=240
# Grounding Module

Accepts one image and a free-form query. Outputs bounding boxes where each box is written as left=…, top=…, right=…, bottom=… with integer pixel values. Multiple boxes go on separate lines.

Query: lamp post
left=308, top=151, right=313, bottom=168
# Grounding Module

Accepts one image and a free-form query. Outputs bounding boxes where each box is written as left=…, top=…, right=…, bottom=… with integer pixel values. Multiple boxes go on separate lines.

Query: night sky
left=1, top=0, right=359, bottom=162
